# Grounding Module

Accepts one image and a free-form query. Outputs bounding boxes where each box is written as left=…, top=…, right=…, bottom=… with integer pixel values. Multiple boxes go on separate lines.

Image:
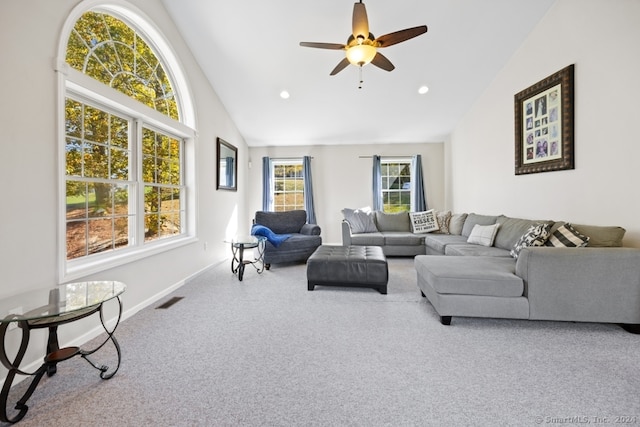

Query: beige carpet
left=5, top=257, right=640, bottom=426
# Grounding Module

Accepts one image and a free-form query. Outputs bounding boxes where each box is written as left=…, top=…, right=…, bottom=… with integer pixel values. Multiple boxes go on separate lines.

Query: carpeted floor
left=4, top=257, right=640, bottom=426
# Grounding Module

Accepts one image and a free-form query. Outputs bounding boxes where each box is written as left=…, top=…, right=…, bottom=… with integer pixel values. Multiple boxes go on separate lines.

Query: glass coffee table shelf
left=226, top=236, right=267, bottom=281
left=0, top=281, right=125, bottom=423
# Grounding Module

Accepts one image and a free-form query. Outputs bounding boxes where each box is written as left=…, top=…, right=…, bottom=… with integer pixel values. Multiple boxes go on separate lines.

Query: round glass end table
left=226, top=235, right=267, bottom=281
left=0, top=281, right=125, bottom=423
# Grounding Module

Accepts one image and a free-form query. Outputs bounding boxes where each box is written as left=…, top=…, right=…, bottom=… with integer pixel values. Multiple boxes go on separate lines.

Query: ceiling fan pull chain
left=358, top=65, right=364, bottom=89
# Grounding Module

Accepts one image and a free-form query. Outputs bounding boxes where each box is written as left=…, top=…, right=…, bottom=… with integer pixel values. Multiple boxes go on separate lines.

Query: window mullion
left=133, top=119, right=143, bottom=247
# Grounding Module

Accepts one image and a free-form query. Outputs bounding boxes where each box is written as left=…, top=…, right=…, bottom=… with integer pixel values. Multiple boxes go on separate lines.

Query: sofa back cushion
left=448, top=213, right=467, bottom=235
left=570, top=223, right=626, bottom=247
left=461, top=213, right=499, bottom=237
left=255, top=210, right=307, bottom=234
left=375, top=211, right=411, bottom=232
left=494, top=216, right=554, bottom=250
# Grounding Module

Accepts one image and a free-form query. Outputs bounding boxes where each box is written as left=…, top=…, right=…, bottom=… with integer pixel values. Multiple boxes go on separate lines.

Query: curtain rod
left=269, top=156, right=314, bottom=160
left=358, top=155, right=413, bottom=159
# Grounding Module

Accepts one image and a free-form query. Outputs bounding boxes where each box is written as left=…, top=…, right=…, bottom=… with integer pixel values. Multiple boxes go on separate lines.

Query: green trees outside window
left=66, top=11, right=178, bottom=119
left=381, top=161, right=411, bottom=213
left=64, top=10, right=185, bottom=261
left=273, top=162, right=304, bottom=212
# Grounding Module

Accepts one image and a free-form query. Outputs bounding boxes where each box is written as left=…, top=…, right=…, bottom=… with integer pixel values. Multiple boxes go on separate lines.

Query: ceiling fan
left=300, top=1, right=427, bottom=80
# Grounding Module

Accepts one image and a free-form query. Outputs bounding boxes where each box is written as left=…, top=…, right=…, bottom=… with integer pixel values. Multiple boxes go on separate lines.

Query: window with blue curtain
left=261, top=156, right=316, bottom=223
left=373, top=155, right=427, bottom=212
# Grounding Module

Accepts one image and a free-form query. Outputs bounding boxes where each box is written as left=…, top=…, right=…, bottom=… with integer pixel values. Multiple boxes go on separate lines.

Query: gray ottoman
left=306, top=246, right=388, bottom=294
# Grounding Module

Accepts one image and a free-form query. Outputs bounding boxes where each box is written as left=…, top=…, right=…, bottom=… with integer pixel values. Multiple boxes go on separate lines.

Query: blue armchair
left=253, top=210, right=322, bottom=269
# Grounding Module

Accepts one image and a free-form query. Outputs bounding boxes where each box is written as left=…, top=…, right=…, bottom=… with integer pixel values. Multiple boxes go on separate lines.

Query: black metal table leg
left=79, top=295, right=123, bottom=379
left=0, top=295, right=123, bottom=424
left=238, top=243, right=246, bottom=281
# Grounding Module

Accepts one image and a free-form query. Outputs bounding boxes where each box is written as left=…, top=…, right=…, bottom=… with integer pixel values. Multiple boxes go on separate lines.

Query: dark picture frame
left=514, top=64, right=574, bottom=175
left=216, top=137, right=237, bottom=191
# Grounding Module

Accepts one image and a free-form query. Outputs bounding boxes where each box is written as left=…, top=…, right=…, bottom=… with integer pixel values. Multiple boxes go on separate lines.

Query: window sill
left=62, top=235, right=198, bottom=283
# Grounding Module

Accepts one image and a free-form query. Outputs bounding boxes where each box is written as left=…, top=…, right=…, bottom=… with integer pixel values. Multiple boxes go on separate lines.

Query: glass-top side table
left=0, top=281, right=125, bottom=423
left=226, top=236, right=267, bottom=281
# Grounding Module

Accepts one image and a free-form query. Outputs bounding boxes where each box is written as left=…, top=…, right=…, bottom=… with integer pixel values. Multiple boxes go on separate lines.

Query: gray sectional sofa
left=343, top=210, right=640, bottom=331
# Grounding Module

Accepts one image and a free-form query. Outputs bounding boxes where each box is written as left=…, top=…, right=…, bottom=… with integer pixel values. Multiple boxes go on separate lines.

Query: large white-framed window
left=381, top=158, right=412, bottom=213
left=59, top=2, right=196, bottom=281
left=271, top=160, right=304, bottom=212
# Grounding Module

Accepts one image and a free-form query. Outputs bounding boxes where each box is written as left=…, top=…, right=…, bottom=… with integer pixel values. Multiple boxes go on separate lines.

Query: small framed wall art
left=514, top=64, right=574, bottom=175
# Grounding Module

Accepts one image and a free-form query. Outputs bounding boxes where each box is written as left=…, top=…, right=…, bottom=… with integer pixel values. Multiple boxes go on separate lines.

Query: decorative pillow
left=342, top=207, right=377, bottom=233
left=510, top=223, right=552, bottom=259
left=544, top=223, right=590, bottom=247
left=409, top=209, right=440, bottom=234
left=466, top=223, right=500, bottom=247
left=251, top=224, right=291, bottom=247
left=434, top=210, right=452, bottom=234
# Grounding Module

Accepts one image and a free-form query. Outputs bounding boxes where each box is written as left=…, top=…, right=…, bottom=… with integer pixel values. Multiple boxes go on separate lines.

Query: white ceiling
left=160, top=0, right=556, bottom=147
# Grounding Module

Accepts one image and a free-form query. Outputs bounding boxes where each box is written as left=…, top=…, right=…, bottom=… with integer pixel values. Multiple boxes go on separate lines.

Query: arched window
left=59, top=3, right=196, bottom=281
left=65, top=11, right=179, bottom=120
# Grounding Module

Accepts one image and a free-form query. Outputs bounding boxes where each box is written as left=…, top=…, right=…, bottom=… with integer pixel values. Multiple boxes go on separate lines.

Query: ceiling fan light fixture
left=346, top=44, right=377, bottom=66
left=299, top=1, right=427, bottom=76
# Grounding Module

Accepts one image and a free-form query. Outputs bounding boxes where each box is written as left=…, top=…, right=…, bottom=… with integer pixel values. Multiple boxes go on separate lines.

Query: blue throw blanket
left=251, top=224, right=291, bottom=247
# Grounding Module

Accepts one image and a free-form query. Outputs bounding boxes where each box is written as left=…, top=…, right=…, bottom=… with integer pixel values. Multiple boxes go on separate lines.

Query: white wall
left=449, top=0, right=640, bottom=247
left=0, top=0, right=245, bottom=372
left=247, top=143, right=445, bottom=244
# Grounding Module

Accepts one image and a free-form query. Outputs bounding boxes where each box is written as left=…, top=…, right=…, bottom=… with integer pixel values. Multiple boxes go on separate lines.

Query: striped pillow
left=544, top=223, right=590, bottom=247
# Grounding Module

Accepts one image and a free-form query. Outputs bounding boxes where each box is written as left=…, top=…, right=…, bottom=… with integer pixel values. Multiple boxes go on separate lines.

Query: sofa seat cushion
left=271, top=233, right=322, bottom=251
left=423, top=234, right=468, bottom=254
left=445, top=244, right=512, bottom=257
left=415, top=256, right=523, bottom=297
left=350, top=232, right=385, bottom=246
left=383, top=232, right=425, bottom=246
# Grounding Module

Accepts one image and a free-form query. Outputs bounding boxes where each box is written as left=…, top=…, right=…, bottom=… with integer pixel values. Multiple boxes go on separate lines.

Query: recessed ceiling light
left=418, top=86, right=429, bottom=95
left=280, top=90, right=290, bottom=99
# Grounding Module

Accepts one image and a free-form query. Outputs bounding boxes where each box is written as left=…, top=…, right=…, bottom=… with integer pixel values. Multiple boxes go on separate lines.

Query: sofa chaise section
left=416, top=256, right=529, bottom=325
left=416, top=240, right=640, bottom=330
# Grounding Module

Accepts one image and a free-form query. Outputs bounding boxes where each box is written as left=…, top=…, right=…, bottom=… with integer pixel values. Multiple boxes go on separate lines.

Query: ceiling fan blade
left=370, top=52, right=395, bottom=72
left=375, top=25, right=428, bottom=48
left=299, top=42, right=346, bottom=50
left=352, top=2, right=369, bottom=40
left=330, top=58, right=351, bottom=75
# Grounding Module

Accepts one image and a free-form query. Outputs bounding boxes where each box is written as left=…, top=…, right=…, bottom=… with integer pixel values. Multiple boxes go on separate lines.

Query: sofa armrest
left=342, top=220, right=353, bottom=246
left=300, top=223, right=321, bottom=236
left=516, top=247, right=640, bottom=323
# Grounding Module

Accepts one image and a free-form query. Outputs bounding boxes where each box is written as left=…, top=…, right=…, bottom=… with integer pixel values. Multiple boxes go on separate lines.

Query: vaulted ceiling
left=161, top=0, right=556, bottom=147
